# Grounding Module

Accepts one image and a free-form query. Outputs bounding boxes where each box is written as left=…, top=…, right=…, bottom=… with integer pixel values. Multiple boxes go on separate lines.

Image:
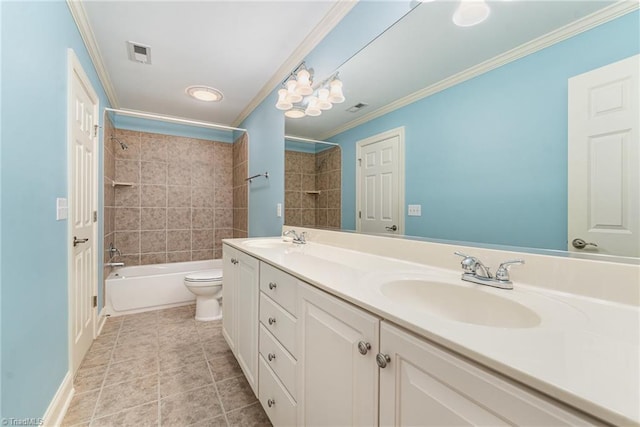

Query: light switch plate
left=408, top=204, right=422, bottom=216
left=276, top=203, right=282, bottom=217
left=56, top=197, right=68, bottom=220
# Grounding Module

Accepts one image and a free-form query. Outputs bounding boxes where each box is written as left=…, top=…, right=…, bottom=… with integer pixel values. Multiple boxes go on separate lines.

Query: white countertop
left=224, top=237, right=640, bottom=426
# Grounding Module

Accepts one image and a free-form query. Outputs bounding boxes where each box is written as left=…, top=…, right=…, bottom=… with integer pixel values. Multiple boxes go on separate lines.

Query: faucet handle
left=495, top=259, right=525, bottom=281
left=454, top=252, right=478, bottom=273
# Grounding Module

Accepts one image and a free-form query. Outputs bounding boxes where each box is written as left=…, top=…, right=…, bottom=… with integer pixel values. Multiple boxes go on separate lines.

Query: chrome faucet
left=454, top=252, right=524, bottom=290
left=283, top=229, right=307, bottom=244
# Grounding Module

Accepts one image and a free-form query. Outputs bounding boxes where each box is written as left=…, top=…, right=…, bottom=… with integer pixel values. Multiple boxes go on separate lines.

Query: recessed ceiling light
left=185, top=86, right=224, bottom=102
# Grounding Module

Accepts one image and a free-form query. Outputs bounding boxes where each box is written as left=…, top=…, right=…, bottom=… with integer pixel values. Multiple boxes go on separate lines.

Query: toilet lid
left=185, top=269, right=223, bottom=282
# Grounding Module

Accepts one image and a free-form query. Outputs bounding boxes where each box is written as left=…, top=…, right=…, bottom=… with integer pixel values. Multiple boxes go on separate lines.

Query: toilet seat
left=184, top=269, right=223, bottom=283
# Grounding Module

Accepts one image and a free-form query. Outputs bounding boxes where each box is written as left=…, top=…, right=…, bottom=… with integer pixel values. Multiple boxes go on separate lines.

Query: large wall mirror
left=284, top=1, right=639, bottom=261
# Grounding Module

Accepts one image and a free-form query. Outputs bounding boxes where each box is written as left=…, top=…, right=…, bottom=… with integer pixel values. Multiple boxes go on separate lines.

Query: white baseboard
left=41, top=371, right=74, bottom=427
left=96, top=307, right=107, bottom=336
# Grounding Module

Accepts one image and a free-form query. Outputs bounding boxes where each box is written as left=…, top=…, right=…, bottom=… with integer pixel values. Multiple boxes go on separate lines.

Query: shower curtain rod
left=285, top=135, right=338, bottom=146
left=105, top=108, right=247, bottom=133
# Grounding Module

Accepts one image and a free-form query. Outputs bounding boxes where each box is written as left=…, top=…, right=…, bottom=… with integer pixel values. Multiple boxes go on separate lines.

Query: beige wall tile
left=192, top=229, right=214, bottom=250
left=168, top=186, right=191, bottom=207
left=141, top=161, right=167, bottom=185
left=141, top=230, right=166, bottom=253
left=328, top=189, right=341, bottom=210
left=302, top=193, right=316, bottom=209
left=115, top=231, right=140, bottom=254
left=214, top=142, right=233, bottom=169
left=214, top=187, right=232, bottom=209
left=140, top=185, right=167, bottom=207
left=215, top=209, right=233, bottom=229
left=167, top=230, right=191, bottom=252
left=302, top=209, right=315, bottom=227
left=115, top=160, right=140, bottom=183
left=141, top=134, right=168, bottom=162
left=140, top=253, right=167, bottom=265
left=316, top=209, right=328, bottom=227
left=167, top=251, right=191, bottom=263
left=141, top=208, right=167, bottom=230
left=191, top=249, right=213, bottom=261
left=167, top=137, right=191, bottom=163
left=328, top=209, right=340, bottom=228
left=167, top=208, right=191, bottom=230
left=192, top=209, right=213, bottom=229
left=191, top=162, right=214, bottom=188
left=192, top=187, right=213, bottom=208
left=115, top=208, right=140, bottom=231
left=286, top=172, right=301, bottom=191
left=285, top=191, right=301, bottom=209
left=168, top=161, right=191, bottom=186
left=214, top=228, right=233, bottom=249
left=115, top=186, right=140, bottom=207
left=115, top=254, right=140, bottom=266
left=114, top=132, right=141, bottom=161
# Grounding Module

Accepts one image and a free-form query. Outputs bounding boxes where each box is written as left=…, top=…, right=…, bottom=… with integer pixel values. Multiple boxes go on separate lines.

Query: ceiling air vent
left=346, top=102, right=368, bottom=113
left=127, top=41, right=152, bottom=64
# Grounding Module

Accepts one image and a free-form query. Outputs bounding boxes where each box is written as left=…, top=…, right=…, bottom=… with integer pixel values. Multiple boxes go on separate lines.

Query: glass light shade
left=284, top=107, right=306, bottom=119
left=328, top=79, right=345, bottom=103
left=286, top=80, right=302, bottom=103
left=185, top=86, right=223, bottom=102
left=453, top=0, right=490, bottom=27
left=305, top=97, right=322, bottom=117
left=317, top=88, right=333, bottom=110
left=295, top=69, right=313, bottom=96
left=276, top=89, right=293, bottom=110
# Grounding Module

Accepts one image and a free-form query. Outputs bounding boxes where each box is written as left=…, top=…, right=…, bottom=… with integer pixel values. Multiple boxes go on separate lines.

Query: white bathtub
left=105, top=259, right=222, bottom=316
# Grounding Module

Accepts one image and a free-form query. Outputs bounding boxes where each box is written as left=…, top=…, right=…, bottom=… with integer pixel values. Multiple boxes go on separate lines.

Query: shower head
left=111, top=137, right=128, bottom=151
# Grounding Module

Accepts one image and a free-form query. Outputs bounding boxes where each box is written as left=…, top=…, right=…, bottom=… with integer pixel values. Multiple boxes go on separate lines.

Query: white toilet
left=184, top=269, right=223, bottom=321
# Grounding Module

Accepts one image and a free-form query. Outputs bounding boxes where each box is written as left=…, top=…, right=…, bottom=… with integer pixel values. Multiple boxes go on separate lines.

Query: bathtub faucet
left=105, top=262, right=125, bottom=268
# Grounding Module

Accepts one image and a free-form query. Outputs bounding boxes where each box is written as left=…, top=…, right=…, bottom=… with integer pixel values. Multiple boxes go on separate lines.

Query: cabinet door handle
left=268, top=317, right=276, bottom=325
left=268, top=353, right=276, bottom=361
left=269, top=282, right=277, bottom=290
left=357, top=341, right=371, bottom=355
left=376, top=353, right=391, bottom=368
left=267, top=398, right=275, bottom=408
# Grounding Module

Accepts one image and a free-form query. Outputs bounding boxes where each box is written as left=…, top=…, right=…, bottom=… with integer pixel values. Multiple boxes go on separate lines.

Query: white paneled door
left=568, top=54, right=639, bottom=257
left=357, top=127, right=405, bottom=235
left=68, top=49, right=99, bottom=374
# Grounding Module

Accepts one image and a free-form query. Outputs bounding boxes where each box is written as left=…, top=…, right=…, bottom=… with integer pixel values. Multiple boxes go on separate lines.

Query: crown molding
left=66, top=0, right=119, bottom=109
left=232, top=0, right=357, bottom=127
left=320, top=0, right=639, bottom=140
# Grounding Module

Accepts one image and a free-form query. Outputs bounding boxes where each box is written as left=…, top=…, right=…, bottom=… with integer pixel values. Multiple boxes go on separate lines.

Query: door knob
left=572, top=238, right=598, bottom=249
left=385, top=225, right=397, bottom=231
left=73, top=236, right=89, bottom=247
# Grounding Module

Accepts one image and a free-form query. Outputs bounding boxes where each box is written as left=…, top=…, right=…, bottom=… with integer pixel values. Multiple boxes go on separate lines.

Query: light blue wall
left=1, top=1, right=110, bottom=419
left=332, top=10, right=640, bottom=251
left=241, top=88, right=285, bottom=237
left=113, top=115, right=234, bottom=143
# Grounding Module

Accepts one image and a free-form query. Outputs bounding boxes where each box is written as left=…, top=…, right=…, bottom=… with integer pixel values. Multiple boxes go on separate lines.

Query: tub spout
left=105, top=262, right=125, bottom=267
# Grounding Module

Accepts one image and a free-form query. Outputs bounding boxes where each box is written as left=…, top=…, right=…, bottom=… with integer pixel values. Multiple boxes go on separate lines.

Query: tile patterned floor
left=62, top=305, right=271, bottom=427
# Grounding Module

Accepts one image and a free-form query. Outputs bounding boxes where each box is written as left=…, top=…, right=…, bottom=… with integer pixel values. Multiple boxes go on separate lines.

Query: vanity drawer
left=259, top=355, right=297, bottom=427
left=259, top=323, right=297, bottom=399
left=260, top=292, right=297, bottom=358
left=260, top=262, right=297, bottom=316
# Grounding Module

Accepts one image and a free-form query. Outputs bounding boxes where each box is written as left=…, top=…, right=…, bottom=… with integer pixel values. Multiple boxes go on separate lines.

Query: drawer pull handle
left=268, top=353, right=276, bottom=361
left=357, top=341, right=371, bottom=355
left=269, top=282, right=277, bottom=290
left=268, top=317, right=277, bottom=325
left=376, top=353, right=391, bottom=368
left=267, top=398, right=275, bottom=408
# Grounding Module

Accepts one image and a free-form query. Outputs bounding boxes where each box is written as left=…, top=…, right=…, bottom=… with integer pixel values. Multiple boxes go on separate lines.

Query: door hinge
left=93, top=124, right=99, bottom=138
left=359, top=211, right=362, bottom=219
left=357, top=158, right=362, bottom=166
left=93, top=211, right=98, bottom=222
left=92, top=296, right=97, bottom=308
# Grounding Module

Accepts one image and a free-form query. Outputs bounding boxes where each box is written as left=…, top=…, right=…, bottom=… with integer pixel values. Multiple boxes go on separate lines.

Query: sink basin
left=381, top=280, right=541, bottom=328
left=242, top=239, right=292, bottom=249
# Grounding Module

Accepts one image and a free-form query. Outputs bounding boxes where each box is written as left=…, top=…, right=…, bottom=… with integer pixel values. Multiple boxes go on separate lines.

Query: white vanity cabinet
left=296, top=282, right=380, bottom=426
left=378, top=322, right=599, bottom=426
left=222, top=244, right=259, bottom=394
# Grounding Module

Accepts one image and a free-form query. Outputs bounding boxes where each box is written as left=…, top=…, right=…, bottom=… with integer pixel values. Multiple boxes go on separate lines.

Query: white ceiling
left=82, top=0, right=342, bottom=125
left=285, top=0, right=620, bottom=139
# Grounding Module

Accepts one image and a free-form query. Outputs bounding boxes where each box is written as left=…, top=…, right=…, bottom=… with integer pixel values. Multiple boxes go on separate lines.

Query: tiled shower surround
left=104, top=129, right=247, bottom=266
left=285, top=146, right=341, bottom=229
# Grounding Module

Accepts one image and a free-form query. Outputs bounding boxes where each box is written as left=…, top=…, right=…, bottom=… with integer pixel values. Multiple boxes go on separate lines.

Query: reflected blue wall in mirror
left=241, top=87, right=285, bottom=237
left=332, top=10, right=639, bottom=251
left=113, top=115, right=234, bottom=142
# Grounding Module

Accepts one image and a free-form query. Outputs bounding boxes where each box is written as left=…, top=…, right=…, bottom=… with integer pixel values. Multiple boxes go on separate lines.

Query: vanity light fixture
left=185, top=85, right=224, bottom=102
left=275, top=62, right=345, bottom=118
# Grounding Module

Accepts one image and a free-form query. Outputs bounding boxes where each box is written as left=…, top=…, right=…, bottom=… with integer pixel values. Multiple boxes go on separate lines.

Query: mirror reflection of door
left=356, top=127, right=405, bottom=235
left=568, top=54, right=639, bottom=257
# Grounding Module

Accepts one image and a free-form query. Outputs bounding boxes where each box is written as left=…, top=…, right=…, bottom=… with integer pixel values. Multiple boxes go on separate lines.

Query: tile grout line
left=196, top=322, right=231, bottom=426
